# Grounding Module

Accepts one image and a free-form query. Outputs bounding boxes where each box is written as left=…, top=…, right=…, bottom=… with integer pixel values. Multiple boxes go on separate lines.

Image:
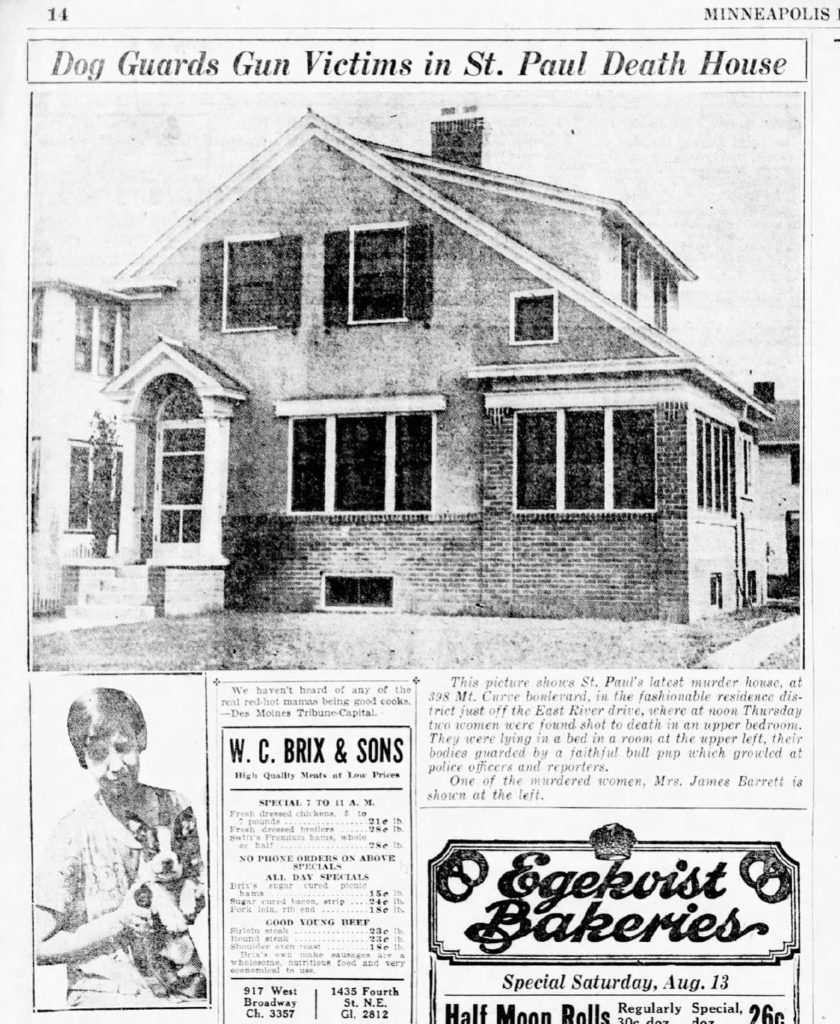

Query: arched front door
left=153, top=388, right=205, bottom=559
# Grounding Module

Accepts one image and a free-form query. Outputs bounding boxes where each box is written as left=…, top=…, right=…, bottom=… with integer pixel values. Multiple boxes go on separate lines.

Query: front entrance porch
left=65, top=337, right=248, bottom=621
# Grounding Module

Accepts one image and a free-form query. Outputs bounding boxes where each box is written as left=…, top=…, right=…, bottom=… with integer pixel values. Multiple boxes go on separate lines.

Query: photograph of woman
left=33, top=684, right=208, bottom=1009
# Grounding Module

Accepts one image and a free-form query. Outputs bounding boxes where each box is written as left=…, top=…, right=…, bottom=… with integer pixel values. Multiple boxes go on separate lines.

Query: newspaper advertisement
left=0, top=1, right=831, bottom=1023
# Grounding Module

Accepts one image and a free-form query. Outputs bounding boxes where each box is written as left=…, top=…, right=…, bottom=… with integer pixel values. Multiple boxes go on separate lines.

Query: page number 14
left=48, top=8, right=69, bottom=20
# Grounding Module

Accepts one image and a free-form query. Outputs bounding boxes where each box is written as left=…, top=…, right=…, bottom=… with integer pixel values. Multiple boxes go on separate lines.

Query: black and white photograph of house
left=28, top=89, right=803, bottom=670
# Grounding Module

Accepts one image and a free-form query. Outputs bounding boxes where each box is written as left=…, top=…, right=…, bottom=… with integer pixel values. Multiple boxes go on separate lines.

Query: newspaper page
left=0, top=1, right=832, bottom=1023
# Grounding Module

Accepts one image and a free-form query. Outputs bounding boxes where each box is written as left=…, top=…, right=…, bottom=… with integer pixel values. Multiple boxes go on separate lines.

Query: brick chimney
left=753, top=381, right=776, bottom=405
left=431, top=106, right=484, bottom=167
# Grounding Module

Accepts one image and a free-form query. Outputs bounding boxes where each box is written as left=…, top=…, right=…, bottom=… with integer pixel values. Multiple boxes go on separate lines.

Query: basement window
left=510, top=290, right=557, bottom=345
left=323, top=575, right=394, bottom=609
left=710, top=573, right=723, bottom=608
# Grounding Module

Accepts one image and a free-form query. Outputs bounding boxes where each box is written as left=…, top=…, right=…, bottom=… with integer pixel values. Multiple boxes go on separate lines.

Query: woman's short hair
left=67, top=688, right=147, bottom=768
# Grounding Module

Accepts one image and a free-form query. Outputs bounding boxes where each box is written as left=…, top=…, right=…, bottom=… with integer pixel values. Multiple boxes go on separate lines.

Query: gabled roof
left=367, top=140, right=697, bottom=282
left=757, top=399, right=800, bottom=445
left=113, top=110, right=763, bottom=418
left=116, top=111, right=690, bottom=361
left=102, top=335, right=248, bottom=404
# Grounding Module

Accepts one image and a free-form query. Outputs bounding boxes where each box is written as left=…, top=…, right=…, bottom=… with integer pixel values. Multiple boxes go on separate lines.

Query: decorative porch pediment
left=102, top=335, right=249, bottom=410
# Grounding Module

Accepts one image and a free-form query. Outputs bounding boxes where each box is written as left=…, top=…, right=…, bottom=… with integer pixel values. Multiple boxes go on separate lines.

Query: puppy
left=127, top=807, right=207, bottom=999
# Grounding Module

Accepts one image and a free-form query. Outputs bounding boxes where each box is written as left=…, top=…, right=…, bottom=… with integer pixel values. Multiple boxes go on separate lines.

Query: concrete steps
left=70, top=564, right=157, bottom=625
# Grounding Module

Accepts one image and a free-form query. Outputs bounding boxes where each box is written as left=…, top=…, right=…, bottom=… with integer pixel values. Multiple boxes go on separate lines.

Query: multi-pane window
left=695, top=415, right=735, bottom=515
left=74, top=301, right=93, bottom=372
left=511, top=291, right=556, bottom=344
left=350, top=226, right=407, bottom=323
left=290, top=412, right=433, bottom=513
left=225, top=238, right=277, bottom=330
left=98, top=306, right=116, bottom=376
left=621, top=236, right=638, bottom=311
left=68, top=445, right=91, bottom=529
left=68, top=443, right=122, bottom=533
left=653, top=266, right=668, bottom=332
left=31, top=289, right=44, bottom=372
left=516, top=408, right=655, bottom=512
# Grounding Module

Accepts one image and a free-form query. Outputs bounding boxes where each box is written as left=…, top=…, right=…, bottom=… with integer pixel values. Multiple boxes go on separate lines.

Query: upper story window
left=516, top=407, right=655, bottom=512
left=743, top=438, right=754, bottom=495
left=350, top=225, right=407, bottom=323
left=200, top=236, right=302, bottom=333
left=74, top=301, right=94, bottom=372
left=621, top=236, right=638, bottom=311
left=98, top=306, right=116, bottom=376
left=225, top=238, right=277, bottom=330
left=653, top=266, right=669, bottom=333
left=510, top=290, right=557, bottom=345
left=790, top=448, right=800, bottom=486
left=119, top=307, right=131, bottom=373
left=290, top=412, right=434, bottom=514
left=695, top=414, right=735, bottom=516
left=323, top=223, right=434, bottom=328
left=73, top=297, right=127, bottom=377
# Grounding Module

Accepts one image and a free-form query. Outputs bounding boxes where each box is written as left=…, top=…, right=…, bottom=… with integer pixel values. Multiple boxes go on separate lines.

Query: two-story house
left=31, top=109, right=772, bottom=625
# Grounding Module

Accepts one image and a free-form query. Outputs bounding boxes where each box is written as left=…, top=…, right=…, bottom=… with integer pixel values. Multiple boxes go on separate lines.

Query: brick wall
left=223, top=402, right=692, bottom=622
left=224, top=513, right=482, bottom=614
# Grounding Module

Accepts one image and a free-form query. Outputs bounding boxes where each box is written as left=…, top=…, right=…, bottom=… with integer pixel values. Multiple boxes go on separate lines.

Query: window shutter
left=405, top=224, right=434, bottom=324
left=323, top=230, right=350, bottom=327
left=274, top=234, right=303, bottom=329
left=199, top=240, right=225, bottom=331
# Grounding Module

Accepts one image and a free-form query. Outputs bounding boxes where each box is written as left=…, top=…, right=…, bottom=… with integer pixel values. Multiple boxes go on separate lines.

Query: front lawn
left=32, top=606, right=794, bottom=672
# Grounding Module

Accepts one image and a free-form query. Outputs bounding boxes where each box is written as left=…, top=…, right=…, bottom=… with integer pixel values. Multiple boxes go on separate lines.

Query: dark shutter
left=199, top=240, right=225, bottom=332
left=405, top=223, right=434, bottom=324
left=275, top=234, right=303, bottom=329
left=323, top=231, right=350, bottom=327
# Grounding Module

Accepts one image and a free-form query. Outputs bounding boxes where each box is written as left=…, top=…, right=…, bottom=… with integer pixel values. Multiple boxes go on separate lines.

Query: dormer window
left=510, top=290, right=557, bottom=345
left=350, top=224, right=408, bottom=324
left=621, top=236, right=638, bottom=311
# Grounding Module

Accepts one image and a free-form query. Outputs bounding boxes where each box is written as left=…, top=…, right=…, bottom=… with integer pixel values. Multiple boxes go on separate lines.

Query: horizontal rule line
left=232, top=976, right=404, bottom=981
left=447, top=994, right=788, bottom=999
left=229, top=786, right=404, bottom=791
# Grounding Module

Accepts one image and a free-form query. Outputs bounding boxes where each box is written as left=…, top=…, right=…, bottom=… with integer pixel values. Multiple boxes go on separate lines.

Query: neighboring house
left=29, top=109, right=774, bottom=624
left=755, top=384, right=801, bottom=599
left=29, top=282, right=130, bottom=614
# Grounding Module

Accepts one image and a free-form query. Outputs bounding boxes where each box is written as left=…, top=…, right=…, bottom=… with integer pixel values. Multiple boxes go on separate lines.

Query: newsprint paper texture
left=0, top=1, right=836, bottom=1023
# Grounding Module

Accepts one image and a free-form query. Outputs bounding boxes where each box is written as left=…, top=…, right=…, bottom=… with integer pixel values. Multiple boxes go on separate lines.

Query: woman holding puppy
left=34, top=687, right=206, bottom=1008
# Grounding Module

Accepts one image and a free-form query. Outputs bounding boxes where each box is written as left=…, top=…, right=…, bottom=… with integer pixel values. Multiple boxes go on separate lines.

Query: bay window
left=290, top=412, right=434, bottom=513
left=516, top=407, right=655, bottom=512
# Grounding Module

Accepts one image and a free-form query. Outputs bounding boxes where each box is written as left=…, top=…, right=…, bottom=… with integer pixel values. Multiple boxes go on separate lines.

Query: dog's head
left=128, top=807, right=200, bottom=884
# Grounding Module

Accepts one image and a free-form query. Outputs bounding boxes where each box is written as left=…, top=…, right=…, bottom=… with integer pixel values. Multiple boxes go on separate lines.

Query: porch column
left=117, top=415, right=144, bottom=563
left=199, top=397, right=234, bottom=564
